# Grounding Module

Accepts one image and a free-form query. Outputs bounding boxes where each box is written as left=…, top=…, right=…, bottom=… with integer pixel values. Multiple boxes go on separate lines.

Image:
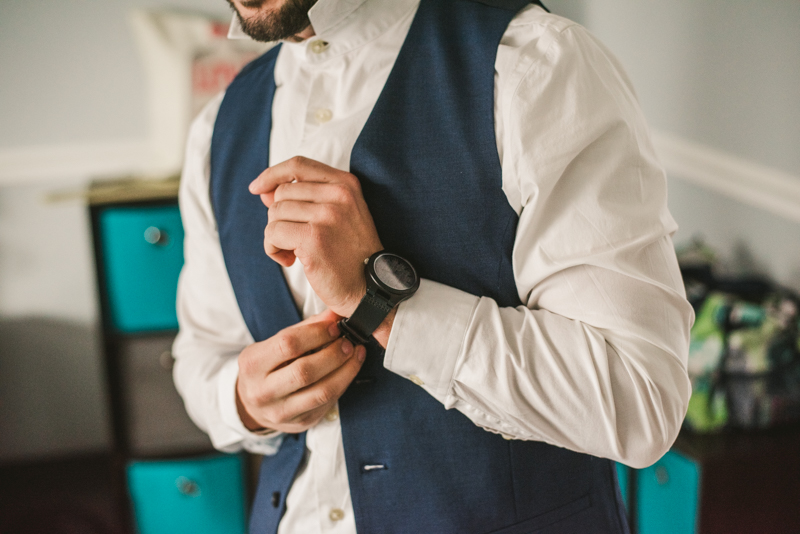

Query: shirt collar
left=227, top=0, right=367, bottom=39
left=228, top=0, right=419, bottom=57
left=307, top=0, right=368, bottom=37
left=227, top=14, right=248, bottom=40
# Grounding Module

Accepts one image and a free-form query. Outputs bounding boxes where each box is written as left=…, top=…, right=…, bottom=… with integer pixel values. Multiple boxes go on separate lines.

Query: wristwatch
left=338, top=251, right=420, bottom=345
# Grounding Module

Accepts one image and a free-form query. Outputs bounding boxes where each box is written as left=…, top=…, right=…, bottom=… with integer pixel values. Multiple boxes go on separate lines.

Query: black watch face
left=373, top=254, right=417, bottom=292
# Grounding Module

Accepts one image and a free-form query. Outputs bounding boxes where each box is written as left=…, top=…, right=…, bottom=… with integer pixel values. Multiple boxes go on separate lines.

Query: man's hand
left=236, top=310, right=366, bottom=434
left=249, top=156, right=383, bottom=317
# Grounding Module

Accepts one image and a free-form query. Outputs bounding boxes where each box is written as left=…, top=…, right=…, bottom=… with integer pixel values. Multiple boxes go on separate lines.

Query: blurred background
left=0, top=1, right=798, bottom=533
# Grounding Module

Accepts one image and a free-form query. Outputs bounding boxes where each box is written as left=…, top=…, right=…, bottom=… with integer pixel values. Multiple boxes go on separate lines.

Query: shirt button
left=309, top=40, right=329, bottom=54
left=409, top=374, right=424, bottom=386
left=324, top=408, right=339, bottom=422
left=315, top=108, right=333, bottom=124
left=329, top=508, right=345, bottom=522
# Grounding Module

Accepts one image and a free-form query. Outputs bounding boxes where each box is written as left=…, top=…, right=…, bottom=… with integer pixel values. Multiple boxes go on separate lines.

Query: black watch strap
left=339, top=291, right=393, bottom=345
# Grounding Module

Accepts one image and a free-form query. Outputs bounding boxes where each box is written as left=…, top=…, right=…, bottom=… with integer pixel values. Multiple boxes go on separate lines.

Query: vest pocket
left=488, top=494, right=593, bottom=534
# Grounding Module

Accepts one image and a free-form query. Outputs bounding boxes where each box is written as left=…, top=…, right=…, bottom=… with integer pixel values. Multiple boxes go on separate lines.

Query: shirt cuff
left=217, top=357, right=285, bottom=455
left=383, top=278, right=479, bottom=400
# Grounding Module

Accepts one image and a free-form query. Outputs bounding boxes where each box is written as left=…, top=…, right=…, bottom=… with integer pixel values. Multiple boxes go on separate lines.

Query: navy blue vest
left=211, top=1, right=629, bottom=532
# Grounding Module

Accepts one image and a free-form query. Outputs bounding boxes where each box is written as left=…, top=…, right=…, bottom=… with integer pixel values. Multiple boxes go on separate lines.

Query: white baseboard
left=653, top=130, right=800, bottom=224
left=2, top=132, right=799, bottom=226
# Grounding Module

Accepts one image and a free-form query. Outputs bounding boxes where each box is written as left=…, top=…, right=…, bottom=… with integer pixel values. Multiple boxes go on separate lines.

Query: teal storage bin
left=127, top=454, right=247, bottom=534
left=615, top=462, right=629, bottom=510
left=99, top=205, right=184, bottom=332
left=638, top=450, right=701, bottom=534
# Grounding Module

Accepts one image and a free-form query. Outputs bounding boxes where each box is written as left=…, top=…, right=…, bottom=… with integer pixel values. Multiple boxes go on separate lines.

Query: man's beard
left=228, top=0, right=318, bottom=42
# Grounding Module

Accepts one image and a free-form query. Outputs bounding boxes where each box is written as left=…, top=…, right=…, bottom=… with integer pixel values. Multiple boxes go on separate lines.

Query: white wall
left=580, top=0, right=800, bottom=177
left=0, top=0, right=230, bottom=461
left=549, top=0, right=800, bottom=288
left=0, top=0, right=230, bottom=149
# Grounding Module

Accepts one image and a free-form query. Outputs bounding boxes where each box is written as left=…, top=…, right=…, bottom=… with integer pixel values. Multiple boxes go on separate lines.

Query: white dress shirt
left=173, top=1, right=694, bottom=532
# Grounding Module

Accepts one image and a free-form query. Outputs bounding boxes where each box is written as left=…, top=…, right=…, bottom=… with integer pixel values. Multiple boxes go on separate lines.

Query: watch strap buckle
left=338, top=318, right=371, bottom=345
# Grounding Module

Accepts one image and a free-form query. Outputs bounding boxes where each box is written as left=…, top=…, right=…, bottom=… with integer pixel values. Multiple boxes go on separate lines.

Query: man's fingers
left=278, top=344, right=366, bottom=419
left=258, top=192, right=274, bottom=208
left=269, top=250, right=296, bottom=268
left=282, top=403, right=332, bottom=432
left=264, top=220, right=307, bottom=265
left=249, top=156, right=343, bottom=196
left=268, top=200, right=316, bottom=224
left=259, top=180, right=359, bottom=210
left=257, top=319, right=339, bottom=371
left=266, top=338, right=357, bottom=399
left=269, top=199, right=348, bottom=229
left=273, top=182, right=355, bottom=205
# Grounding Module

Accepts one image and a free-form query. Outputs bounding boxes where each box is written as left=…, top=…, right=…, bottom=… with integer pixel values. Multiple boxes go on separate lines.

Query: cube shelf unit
left=618, top=427, right=800, bottom=533
left=90, top=193, right=247, bottom=534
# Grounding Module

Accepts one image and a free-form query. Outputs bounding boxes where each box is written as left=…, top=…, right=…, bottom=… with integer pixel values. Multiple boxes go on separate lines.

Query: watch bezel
left=366, top=251, right=420, bottom=297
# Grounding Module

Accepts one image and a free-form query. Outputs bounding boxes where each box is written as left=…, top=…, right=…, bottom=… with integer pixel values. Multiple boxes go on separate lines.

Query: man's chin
left=233, top=0, right=318, bottom=43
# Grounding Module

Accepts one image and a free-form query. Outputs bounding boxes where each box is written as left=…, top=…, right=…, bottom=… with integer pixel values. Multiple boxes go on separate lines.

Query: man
left=173, top=0, right=694, bottom=532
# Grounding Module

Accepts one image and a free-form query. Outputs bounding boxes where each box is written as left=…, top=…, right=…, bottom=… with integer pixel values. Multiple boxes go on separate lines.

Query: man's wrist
left=340, top=251, right=418, bottom=345
left=235, top=378, right=275, bottom=434
left=343, top=279, right=368, bottom=318
left=371, top=307, right=397, bottom=348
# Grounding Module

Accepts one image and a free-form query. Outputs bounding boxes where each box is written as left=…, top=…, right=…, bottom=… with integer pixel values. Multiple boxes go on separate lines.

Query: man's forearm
left=382, top=262, right=692, bottom=468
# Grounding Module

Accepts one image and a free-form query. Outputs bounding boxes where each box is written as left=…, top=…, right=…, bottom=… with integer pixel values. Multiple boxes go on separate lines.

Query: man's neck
left=286, top=24, right=316, bottom=42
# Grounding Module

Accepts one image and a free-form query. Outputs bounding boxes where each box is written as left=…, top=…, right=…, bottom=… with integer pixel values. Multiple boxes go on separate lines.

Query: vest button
left=324, top=407, right=339, bottom=422
left=329, top=508, right=345, bottom=522
left=409, top=374, right=424, bottom=386
left=315, top=108, right=333, bottom=124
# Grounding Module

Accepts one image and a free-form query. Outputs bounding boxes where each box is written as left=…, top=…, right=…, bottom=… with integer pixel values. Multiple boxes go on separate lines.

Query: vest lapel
left=210, top=44, right=302, bottom=343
